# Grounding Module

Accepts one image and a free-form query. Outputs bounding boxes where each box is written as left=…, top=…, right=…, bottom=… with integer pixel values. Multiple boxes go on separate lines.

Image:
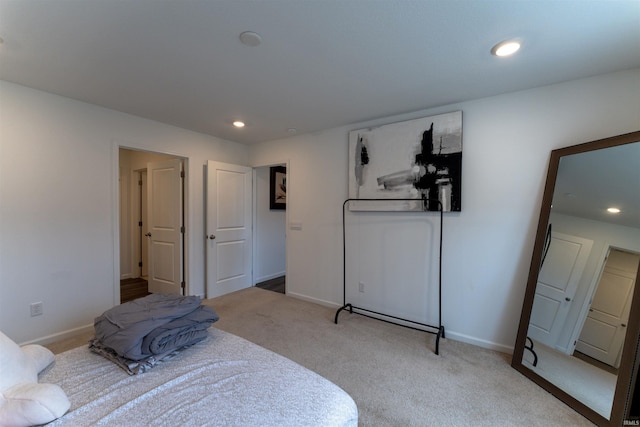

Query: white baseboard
left=444, top=330, right=514, bottom=354
left=20, top=324, right=94, bottom=347
left=286, top=292, right=342, bottom=310
left=287, top=292, right=514, bottom=355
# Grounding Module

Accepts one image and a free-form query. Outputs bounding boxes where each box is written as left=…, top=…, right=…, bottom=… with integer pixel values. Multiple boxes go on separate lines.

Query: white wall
left=1, top=70, right=638, bottom=349
left=0, top=81, right=249, bottom=344
left=250, top=69, right=640, bottom=352
left=254, top=166, right=286, bottom=284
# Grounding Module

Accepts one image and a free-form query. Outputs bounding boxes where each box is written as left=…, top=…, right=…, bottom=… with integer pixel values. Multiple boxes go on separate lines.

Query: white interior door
left=576, top=249, right=639, bottom=367
left=528, top=232, right=593, bottom=349
left=206, top=161, right=253, bottom=298
left=147, top=159, right=183, bottom=294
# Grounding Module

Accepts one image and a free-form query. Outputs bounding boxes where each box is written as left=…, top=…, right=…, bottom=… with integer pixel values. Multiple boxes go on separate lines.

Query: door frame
left=113, top=143, right=189, bottom=304
left=134, top=169, right=148, bottom=279
left=126, top=168, right=148, bottom=280
left=569, top=242, right=640, bottom=356
left=252, top=160, right=289, bottom=292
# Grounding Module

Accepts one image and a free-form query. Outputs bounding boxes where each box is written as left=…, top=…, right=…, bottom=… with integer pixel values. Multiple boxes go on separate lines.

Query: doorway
left=203, top=161, right=287, bottom=299
left=119, top=148, right=187, bottom=303
left=253, top=164, right=287, bottom=294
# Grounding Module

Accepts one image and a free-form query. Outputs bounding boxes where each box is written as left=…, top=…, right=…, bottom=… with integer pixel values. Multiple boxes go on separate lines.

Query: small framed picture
left=270, top=166, right=286, bottom=210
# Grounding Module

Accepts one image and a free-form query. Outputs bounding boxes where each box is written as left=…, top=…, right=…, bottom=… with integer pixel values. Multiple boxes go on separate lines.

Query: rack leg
left=435, top=326, right=445, bottom=355
left=334, top=304, right=353, bottom=324
left=525, top=336, right=538, bottom=367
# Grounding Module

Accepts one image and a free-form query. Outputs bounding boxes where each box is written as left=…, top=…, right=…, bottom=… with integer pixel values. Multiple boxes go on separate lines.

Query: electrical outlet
left=359, top=282, right=365, bottom=293
left=30, top=302, right=43, bottom=317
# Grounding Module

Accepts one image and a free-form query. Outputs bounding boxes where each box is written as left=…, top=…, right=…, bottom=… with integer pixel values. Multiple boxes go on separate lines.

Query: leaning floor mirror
left=512, top=131, right=640, bottom=427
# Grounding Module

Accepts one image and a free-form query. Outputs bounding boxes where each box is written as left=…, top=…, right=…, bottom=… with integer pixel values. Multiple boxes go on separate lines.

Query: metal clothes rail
left=334, top=198, right=446, bottom=355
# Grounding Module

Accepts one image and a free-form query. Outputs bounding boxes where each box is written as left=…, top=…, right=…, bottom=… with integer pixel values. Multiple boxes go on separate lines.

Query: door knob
left=622, top=323, right=627, bottom=328
left=145, top=233, right=151, bottom=237
left=565, top=297, right=571, bottom=302
left=208, top=235, right=216, bottom=240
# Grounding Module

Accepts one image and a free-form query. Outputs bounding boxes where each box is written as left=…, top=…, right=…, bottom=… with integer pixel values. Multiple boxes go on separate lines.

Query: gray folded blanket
left=94, top=293, right=219, bottom=361
left=141, top=305, right=217, bottom=355
left=89, top=337, right=187, bottom=375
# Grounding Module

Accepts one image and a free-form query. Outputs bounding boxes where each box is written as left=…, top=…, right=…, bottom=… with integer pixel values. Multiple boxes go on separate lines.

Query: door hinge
left=180, top=226, right=185, bottom=234
left=181, top=281, right=186, bottom=289
left=138, top=261, right=143, bottom=267
left=138, top=180, right=143, bottom=186
left=138, top=221, right=143, bottom=227
left=180, top=171, right=185, bottom=178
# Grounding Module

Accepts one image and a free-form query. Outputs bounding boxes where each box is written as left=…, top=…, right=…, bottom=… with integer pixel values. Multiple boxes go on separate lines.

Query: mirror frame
left=512, top=130, right=640, bottom=427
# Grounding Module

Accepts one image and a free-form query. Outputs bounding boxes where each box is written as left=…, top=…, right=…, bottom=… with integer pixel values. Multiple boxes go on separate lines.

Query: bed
left=39, top=328, right=358, bottom=426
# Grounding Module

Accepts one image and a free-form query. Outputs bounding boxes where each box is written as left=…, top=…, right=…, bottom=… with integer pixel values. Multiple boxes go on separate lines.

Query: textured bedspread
left=40, top=328, right=358, bottom=427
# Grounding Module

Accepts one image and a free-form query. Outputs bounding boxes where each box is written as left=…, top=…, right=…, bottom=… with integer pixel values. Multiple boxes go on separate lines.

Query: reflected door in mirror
left=577, top=249, right=640, bottom=368
left=529, top=232, right=593, bottom=350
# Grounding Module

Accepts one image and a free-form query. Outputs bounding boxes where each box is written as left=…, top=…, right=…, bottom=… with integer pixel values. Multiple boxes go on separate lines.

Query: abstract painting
left=348, top=111, right=462, bottom=212
left=270, top=166, right=286, bottom=210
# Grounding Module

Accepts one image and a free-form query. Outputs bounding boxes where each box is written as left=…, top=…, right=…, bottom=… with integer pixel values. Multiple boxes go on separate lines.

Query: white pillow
left=0, top=331, right=70, bottom=426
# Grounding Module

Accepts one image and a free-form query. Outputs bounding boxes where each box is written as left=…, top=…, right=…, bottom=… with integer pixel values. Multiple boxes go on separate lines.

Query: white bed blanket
left=40, top=328, right=358, bottom=426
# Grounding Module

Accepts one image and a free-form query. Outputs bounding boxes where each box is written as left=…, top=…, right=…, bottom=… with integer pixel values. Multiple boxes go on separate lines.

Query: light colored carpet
left=523, top=339, right=615, bottom=419
left=204, top=287, right=595, bottom=427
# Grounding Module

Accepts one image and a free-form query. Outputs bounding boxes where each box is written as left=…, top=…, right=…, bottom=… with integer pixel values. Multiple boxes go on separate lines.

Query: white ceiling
left=552, top=141, right=640, bottom=230
left=1, top=0, right=639, bottom=145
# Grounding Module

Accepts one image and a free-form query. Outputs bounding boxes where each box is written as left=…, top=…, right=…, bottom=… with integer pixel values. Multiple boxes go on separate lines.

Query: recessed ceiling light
left=287, top=128, right=297, bottom=134
left=233, top=121, right=245, bottom=128
left=491, top=40, right=521, bottom=57
left=239, top=31, right=262, bottom=47
left=607, top=207, right=621, bottom=214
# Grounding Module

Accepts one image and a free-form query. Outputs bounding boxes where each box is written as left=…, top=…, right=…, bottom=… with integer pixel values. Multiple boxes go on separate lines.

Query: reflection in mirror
left=512, top=131, right=640, bottom=427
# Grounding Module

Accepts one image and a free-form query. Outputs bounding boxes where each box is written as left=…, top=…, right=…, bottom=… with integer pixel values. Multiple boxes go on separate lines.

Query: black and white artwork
left=270, top=166, right=286, bottom=210
left=348, top=111, right=462, bottom=212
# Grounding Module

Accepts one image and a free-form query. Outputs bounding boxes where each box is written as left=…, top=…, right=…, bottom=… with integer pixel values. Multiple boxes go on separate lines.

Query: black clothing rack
left=334, top=198, right=446, bottom=355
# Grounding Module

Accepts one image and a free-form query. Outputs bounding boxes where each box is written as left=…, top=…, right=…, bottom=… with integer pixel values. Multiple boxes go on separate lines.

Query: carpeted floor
left=204, top=287, right=596, bottom=427
left=523, top=339, right=615, bottom=419
left=46, top=287, right=596, bottom=426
